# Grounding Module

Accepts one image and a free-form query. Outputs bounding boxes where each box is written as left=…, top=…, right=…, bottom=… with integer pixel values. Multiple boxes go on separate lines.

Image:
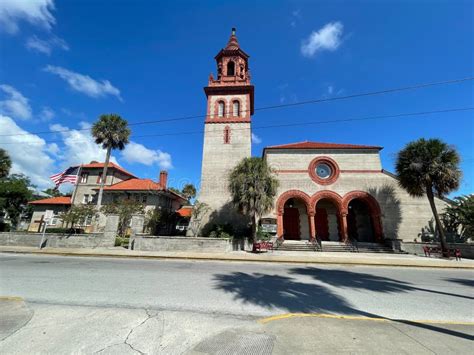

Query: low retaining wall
left=387, top=239, right=474, bottom=259
left=132, top=236, right=232, bottom=253
left=0, top=232, right=114, bottom=249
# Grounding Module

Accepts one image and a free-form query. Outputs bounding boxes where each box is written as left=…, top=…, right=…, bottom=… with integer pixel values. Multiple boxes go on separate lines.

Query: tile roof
left=176, top=206, right=193, bottom=217
left=81, top=162, right=136, bottom=177
left=265, top=141, right=383, bottom=150
left=29, top=196, right=72, bottom=205
left=102, top=178, right=162, bottom=191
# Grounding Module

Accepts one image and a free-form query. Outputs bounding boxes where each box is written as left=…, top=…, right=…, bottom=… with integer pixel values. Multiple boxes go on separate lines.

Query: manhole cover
left=193, top=330, right=275, bottom=355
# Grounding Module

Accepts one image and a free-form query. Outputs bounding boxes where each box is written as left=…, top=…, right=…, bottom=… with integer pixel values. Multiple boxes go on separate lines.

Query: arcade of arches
left=276, top=190, right=384, bottom=242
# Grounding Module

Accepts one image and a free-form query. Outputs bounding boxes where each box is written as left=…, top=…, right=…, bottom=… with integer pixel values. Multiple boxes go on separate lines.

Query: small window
left=97, top=173, right=106, bottom=184
left=227, top=61, right=235, bottom=76
left=80, top=173, right=89, bottom=183
left=224, top=126, right=231, bottom=144
left=232, top=101, right=240, bottom=117
left=83, top=194, right=89, bottom=204
left=142, top=195, right=147, bottom=203
left=218, top=101, right=225, bottom=117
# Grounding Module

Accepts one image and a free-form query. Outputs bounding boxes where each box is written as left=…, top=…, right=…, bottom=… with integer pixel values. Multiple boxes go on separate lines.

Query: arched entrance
left=311, top=191, right=344, bottom=242
left=276, top=190, right=312, bottom=240
left=342, top=191, right=383, bottom=242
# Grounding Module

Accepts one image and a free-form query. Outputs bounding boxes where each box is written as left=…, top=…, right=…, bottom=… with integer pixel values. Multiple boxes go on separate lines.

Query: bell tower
left=197, top=28, right=254, bottom=231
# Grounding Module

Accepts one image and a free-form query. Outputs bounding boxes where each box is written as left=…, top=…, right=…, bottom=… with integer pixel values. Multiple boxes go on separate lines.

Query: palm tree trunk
left=252, top=213, right=257, bottom=241
left=426, top=184, right=448, bottom=257
left=96, top=146, right=111, bottom=208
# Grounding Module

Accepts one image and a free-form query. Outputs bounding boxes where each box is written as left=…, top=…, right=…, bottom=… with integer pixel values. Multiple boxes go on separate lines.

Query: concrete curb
left=1, top=247, right=473, bottom=269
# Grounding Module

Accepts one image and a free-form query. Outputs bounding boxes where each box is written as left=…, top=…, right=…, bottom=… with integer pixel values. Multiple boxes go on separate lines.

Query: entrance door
left=283, top=207, right=300, bottom=240
left=315, top=208, right=329, bottom=241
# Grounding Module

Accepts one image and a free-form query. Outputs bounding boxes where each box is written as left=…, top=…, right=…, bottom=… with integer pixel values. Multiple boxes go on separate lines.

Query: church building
left=197, top=29, right=448, bottom=244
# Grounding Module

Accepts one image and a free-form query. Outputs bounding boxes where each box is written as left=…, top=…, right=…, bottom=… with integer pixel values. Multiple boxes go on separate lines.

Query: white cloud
left=327, top=85, right=334, bottom=95
left=0, top=84, right=32, bottom=120
left=121, top=142, right=173, bottom=170
left=26, top=34, right=69, bottom=55
left=251, top=133, right=262, bottom=144
left=0, top=114, right=56, bottom=189
left=39, top=106, right=55, bottom=121
left=49, top=121, right=118, bottom=168
left=0, top=0, right=56, bottom=34
left=301, top=21, right=344, bottom=58
left=44, top=65, right=122, bottom=101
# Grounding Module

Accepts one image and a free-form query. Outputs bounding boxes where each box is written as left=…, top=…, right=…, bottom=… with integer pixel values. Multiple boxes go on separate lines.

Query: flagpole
left=70, top=165, right=82, bottom=205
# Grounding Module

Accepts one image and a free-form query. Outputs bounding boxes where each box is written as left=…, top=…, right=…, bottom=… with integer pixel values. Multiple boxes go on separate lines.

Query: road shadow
left=213, top=269, right=474, bottom=341
left=444, top=278, right=474, bottom=288
left=289, top=267, right=474, bottom=300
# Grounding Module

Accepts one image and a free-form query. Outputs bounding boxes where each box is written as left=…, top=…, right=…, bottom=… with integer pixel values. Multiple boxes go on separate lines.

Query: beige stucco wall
left=28, top=205, right=69, bottom=232
left=198, top=121, right=251, bottom=228
left=264, top=149, right=449, bottom=242
left=73, top=168, right=131, bottom=205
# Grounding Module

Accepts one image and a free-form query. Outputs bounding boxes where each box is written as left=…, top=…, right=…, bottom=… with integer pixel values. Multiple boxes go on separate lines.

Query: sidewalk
left=1, top=245, right=473, bottom=269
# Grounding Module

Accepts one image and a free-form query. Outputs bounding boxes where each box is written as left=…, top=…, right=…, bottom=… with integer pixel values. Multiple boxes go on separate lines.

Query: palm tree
left=396, top=138, right=461, bottom=256
left=182, top=183, right=197, bottom=202
left=91, top=114, right=131, bottom=207
left=0, top=148, right=11, bottom=178
left=228, top=157, right=278, bottom=241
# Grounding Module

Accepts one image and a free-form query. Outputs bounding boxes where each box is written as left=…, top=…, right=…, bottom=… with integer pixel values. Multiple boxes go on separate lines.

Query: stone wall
left=0, top=232, right=114, bottom=248
left=387, top=240, right=474, bottom=259
left=132, top=236, right=232, bottom=253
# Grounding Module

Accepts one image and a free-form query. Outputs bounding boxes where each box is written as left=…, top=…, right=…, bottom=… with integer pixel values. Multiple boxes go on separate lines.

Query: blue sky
left=0, top=0, right=472, bottom=196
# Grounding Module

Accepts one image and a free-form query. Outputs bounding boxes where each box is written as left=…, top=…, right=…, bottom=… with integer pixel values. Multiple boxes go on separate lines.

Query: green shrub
left=207, top=223, right=234, bottom=239
left=256, top=226, right=271, bottom=241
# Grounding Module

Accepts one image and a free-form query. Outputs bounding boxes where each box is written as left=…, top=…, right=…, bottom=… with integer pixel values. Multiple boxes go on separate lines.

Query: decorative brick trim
left=342, top=190, right=384, bottom=241
left=310, top=190, right=343, bottom=212
left=308, top=156, right=340, bottom=185
left=223, top=126, right=231, bottom=144
left=275, top=169, right=382, bottom=174
left=276, top=190, right=312, bottom=215
left=205, top=118, right=251, bottom=124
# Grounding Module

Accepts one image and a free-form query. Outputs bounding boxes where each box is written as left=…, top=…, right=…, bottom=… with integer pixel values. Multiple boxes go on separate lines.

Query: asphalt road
left=0, top=253, right=473, bottom=354
left=1, top=253, right=473, bottom=321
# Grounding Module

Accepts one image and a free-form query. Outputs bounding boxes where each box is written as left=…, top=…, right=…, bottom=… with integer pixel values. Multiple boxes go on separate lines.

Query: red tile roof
left=176, top=206, right=193, bottom=217
left=265, top=141, right=382, bottom=151
left=29, top=196, right=72, bottom=205
left=102, top=178, right=162, bottom=191
left=81, top=162, right=136, bottom=178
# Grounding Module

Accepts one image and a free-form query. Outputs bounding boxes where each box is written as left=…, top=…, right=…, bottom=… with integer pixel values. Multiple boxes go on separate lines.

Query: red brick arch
left=276, top=190, right=312, bottom=238
left=276, top=190, right=312, bottom=215
left=342, top=191, right=383, bottom=241
left=310, top=190, right=343, bottom=213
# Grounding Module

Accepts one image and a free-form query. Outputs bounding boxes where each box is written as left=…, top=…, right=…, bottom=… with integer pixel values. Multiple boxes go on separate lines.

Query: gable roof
left=81, top=162, right=136, bottom=178
left=176, top=206, right=193, bottom=217
left=264, top=141, right=383, bottom=152
left=29, top=196, right=72, bottom=205
left=102, top=178, right=162, bottom=191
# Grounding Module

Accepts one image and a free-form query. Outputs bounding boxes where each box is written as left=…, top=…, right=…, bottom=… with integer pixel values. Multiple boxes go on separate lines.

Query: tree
left=60, top=205, right=97, bottom=232
left=181, top=183, right=197, bottom=202
left=444, top=195, right=474, bottom=241
left=0, top=174, right=34, bottom=228
left=0, top=148, right=11, bottom=178
left=188, top=201, right=210, bottom=237
left=43, top=188, right=64, bottom=197
left=101, top=199, right=144, bottom=237
left=228, top=157, right=278, bottom=241
left=91, top=114, right=131, bottom=207
left=396, top=138, right=461, bottom=256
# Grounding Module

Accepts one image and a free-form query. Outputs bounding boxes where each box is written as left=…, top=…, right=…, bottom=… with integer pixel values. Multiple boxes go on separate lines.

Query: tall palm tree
left=396, top=138, right=461, bottom=256
left=182, top=183, right=197, bottom=202
left=91, top=114, right=131, bottom=207
left=228, top=157, right=278, bottom=241
left=0, top=148, right=11, bottom=178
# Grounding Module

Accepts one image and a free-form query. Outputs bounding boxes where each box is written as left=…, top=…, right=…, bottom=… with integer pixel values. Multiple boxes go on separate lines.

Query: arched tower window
left=218, top=101, right=225, bottom=117
left=232, top=100, right=240, bottom=117
left=227, top=61, right=235, bottom=76
left=224, top=126, right=231, bottom=144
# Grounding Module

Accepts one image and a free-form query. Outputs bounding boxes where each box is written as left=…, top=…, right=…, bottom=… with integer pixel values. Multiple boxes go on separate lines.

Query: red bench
left=252, top=241, right=274, bottom=253
left=423, top=246, right=462, bottom=260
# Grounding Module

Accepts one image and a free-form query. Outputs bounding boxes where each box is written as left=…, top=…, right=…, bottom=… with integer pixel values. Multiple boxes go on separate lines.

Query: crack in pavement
left=95, top=308, right=161, bottom=355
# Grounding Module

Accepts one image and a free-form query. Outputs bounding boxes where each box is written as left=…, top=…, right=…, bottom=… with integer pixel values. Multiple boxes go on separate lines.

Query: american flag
left=50, top=166, right=80, bottom=186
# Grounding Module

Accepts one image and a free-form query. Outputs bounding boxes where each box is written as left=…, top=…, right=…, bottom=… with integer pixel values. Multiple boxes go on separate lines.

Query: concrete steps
left=274, top=241, right=401, bottom=253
